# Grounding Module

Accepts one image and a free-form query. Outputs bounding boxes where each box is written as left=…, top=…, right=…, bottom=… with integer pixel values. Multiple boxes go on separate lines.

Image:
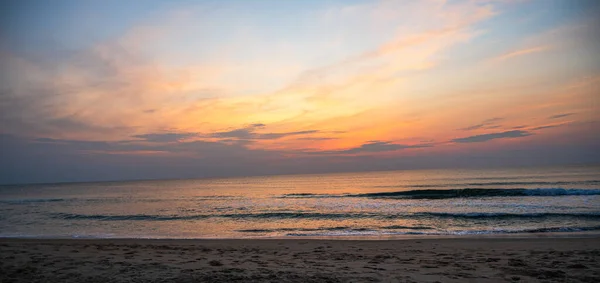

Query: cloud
left=485, top=125, right=501, bottom=129
left=210, top=124, right=319, bottom=140
left=0, top=0, right=500, bottom=146
left=310, top=140, right=432, bottom=155
left=292, top=1, right=495, bottom=88
left=132, top=133, right=197, bottom=143
left=1, top=133, right=300, bottom=183
left=484, top=117, right=504, bottom=123
left=29, top=134, right=280, bottom=160
left=0, top=33, right=233, bottom=140
left=341, top=141, right=430, bottom=153
left=491, top=45, right=550, bottom=62
left=548, top=113, right=573, bottom=119
left=530, top=123, right=571, bottom=131
left=460, top=123, right=486, bottom=131
left=211, top=128, right=256, bottom=140
left=33, top=137, right=114, bottom=151
left=295, top=137, right=338, bottom=141
left=530, top=125, right=558, bottom=131
left=452, top=130, right=531, bottom=143
left=459, top=117, right=504, bottom=131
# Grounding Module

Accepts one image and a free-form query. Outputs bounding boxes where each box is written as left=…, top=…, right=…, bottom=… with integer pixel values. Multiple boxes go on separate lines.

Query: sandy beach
left=1, top=236, right=599, bottom=282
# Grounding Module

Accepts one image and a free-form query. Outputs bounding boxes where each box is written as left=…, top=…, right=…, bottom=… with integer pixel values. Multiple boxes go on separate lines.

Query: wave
left=506, top=225, right=600, bottom=234
left=381, top=225, right=434, bottom=230
left=4, top=225, right=599, bottom=239
left=193, top=196, right=244, bottom=200
left=52, top=213, right=197, bottom=221
left=51, top=210, right=600, bottom=222
left=237, top=226, right=351, bottom=233
left=355, top=188, right=600, bottom=199
left=277, top=193, right=345, bottom=198
left=236, top=226, right=435, bottom=233
left=51, top=212, right=376, bottom=221
left=410, top=212, right=600, bottom=219
left=280, top=188, right=600, bottom=200
left=1, top=198, right=67, bottom=204
left=285, top=225, right=600, bottom=237
left=393, top=180, right=600, bottom=188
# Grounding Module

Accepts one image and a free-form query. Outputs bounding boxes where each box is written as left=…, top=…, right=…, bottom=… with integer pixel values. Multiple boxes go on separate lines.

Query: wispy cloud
left=530, top=123, right=570, bottom=131
left=490, top=45, right=550, bottom=62
left=210, top=124, right=319, bottom=140
left=295, top=137, right=338, bottom=141
left=530, top=125, right=559, bottom=131
left=309, top=141, right=432, bottom=155
left=548, top=113, right=573, bottom=119
left=31, top=135, right=280, bottom=159
left=459, top=117, right=504, bottom=131
left=452, top=130, right=531, bottom=143
left=132, top=133, right=198, bottom=143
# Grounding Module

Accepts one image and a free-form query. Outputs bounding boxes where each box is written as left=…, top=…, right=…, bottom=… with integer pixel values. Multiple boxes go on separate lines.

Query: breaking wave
left=279, top=188, right=600, bottom=199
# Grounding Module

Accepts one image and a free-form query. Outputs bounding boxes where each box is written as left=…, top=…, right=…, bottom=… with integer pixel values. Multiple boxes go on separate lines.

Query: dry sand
left=1, top=236, right=599, bottom=282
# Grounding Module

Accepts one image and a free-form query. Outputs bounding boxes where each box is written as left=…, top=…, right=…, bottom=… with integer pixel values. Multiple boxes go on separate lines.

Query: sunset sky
left=1, top=0, right=599, bottom=184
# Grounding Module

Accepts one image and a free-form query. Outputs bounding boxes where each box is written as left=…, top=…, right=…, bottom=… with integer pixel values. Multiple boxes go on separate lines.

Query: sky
left=1, top=0, right=599, bottom=184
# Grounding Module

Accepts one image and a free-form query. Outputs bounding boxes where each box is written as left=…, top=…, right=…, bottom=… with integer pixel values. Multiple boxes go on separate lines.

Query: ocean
left=1, top=165, right=599, bottom=239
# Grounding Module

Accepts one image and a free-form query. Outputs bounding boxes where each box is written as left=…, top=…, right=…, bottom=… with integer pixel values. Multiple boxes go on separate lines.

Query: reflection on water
left=0, top=165, right=599, bottom=238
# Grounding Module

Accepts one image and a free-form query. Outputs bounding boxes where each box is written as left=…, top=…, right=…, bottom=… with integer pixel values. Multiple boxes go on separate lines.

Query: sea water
left=1, top=165, right=599, bottom=239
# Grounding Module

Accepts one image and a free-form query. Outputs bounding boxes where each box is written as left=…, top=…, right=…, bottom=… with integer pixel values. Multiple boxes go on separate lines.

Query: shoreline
left=2, top=230, right=600, bottom=241
left=2, top=236, right=599, bottom=282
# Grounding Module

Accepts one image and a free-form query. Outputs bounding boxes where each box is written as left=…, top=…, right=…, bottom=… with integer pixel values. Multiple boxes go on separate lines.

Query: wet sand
left=1, top=237, right=599, bottom=282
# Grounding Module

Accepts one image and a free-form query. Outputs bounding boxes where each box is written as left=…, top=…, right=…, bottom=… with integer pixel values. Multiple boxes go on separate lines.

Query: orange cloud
left=2, top=0, right=595, bottom=160
left=490, top=45, right=550, bottom=62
